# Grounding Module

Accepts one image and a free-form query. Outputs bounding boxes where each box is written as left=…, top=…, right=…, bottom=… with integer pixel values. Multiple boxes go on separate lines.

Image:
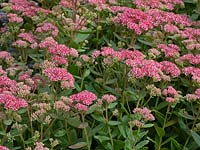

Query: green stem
left=105, top=104, right=114, bottom=149
left=81, top=113, right=90, bottom=150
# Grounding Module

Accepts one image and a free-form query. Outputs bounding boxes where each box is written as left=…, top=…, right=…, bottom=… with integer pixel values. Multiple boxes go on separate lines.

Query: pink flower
left=166, top=97, right=175, bottom=103
left=102, top=94, right=116, bottom=103
left=0, top=93, right=28, bottom=111
left=164, top=24, right=179, bottom=34
left=36, top=22, right=59, bottom=37
left=75, top=103, right=88, bottom=111
left=52, top=55, right=67, bottom=65
left=48, top=44, right=78, bottom=57
left=0, top=145, right=9, bottom=150
left=160, top=61, right=180, bottom=77
left=158, top=44, right=180, bottom=58
left=162, top=86, right=178, bottom=97
left=13, top=40, right=28, bottom=48
left=43, top=68, right=74, bottom=84
left=18, top=32, right=36, bottom=43
left=70, top=90, right=97, bottom=106
left=133, top=107, right=155, bottom=121
left=39, top=37, right=58, bottom=49
left=7, top=13, right=23, bottom=23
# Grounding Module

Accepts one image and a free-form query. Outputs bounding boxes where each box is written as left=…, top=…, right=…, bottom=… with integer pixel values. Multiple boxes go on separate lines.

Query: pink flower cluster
left=0, top=93, right=28, bottom=111
left=176, top=54, right=200, bottom=65
left=7, top=13, right=23, bottom=23
left=18, top=32, right=35, bottom=43
left=0, top=75, right=16, bottom=93
left=59, top=0, right=75, bottom=9
left=43, top=67, right=74, bottom=85
left=10, top=0, right=50, bottom=17
left=0, top=146, right=9, bottom=150
left=183, top=67, right=200, bottom=83
left=164, top=24, right=179, bottom=34
left=160, top=61, right=180, bottom=78
left=185, top=88, right=200, bottom=101
left=133, top=0, right=184, bottom=10
left=157, top=44, right=180, bottom=58
left=70, top=90, right=97, bottom=111
left=101, top=94, right=116, bottom=103
left=0, top=51, right=14, bottom=62
left=133, top=107, right=155, bottom=121
left=113, top=8, right=154, bottom=35
left=36, top=22, right=59, bottom=37
left=48, top=44, right=78, bottom=57
left=162, top=86, right=179, bottom=103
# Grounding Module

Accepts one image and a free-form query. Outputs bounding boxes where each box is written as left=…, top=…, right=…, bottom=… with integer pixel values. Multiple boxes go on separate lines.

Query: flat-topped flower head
left=43, top=67, right=74, bottom=83
left=70, top=90, right=97, bottom=106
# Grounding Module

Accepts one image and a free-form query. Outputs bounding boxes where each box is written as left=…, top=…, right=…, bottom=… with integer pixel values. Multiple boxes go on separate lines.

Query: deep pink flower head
left=0, top=93, right=28, bottom=111
left=36, top=22, right=59, bottom=37
left=158, top=44, right=180, bottom=58
left=183, top=67, right=200, bottom=83
left=43, top=67, right=74, bottom=83
left=162, top=86, right=178, bottom=97
left=70, top=90, right=97, bottom=106
left=160, top=61, right=180, bottom=77
left=113, top=8, right=154, bottom=35
left=166, top=97, right=175, bottom=103
left=48, top=44, right=78, bottom=57
left=0, top=145, right=9, bottom=150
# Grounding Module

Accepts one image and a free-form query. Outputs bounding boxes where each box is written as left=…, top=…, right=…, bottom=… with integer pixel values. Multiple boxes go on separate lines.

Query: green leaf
left=3, top=119, right=13, bottom=126
left=68, top=142, right=87, bottom=149
left=137, top=39, right=153, bottom=46
left=75, top=33, right=90, bottom=43
left=91, top=114, right=105, bottom=122
left=191, top=130, right=200, bottom=147
left=165, top=119, right=177, bottom=128
left=118, top=125, right=127, bottom=138
left=143, top=123, right=154, bottom=128
left=67, top=117, right=81, bottom=128
left=178, top=109, right=194, bottom=120
left=108, top=121, right=121, bottom=126
left=54, top=129, right=66, bottom=137
left=86, top=104, right=98, bottom=114
left=94, top=135, right=110, bottom=143
left=108, top=102, right=118, bottom=109
left=83, top=69, right=90, bottom=78
left=154, top=123, right=165, bottom=138
left=135, top=140, right=149, bottom=150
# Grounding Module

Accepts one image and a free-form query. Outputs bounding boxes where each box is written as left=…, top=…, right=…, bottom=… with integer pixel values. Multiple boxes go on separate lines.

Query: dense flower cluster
left=157, top=44, right=180, bottom=58
left=0, top=93, right=28, bottom=111
left=10, top=0, right=50, bottom=17
left=43, top=67, right=74, bottom=88
left=36, top=22, right=59, bottom=37
left=133, top=0, right=184, bottom=10
left=7, top=13, right=23, bottom=23
left=70, top=90, right=97, bottom=111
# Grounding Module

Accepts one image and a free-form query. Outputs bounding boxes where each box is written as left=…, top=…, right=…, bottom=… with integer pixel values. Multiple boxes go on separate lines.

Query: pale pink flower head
left=133, top=107, right=155, bottom=121
left=7, top=13, right=23, bottom=23
left=195, top=88, right=200, bottom=99
left=80, top=54, right=90, bottom=62
left=101, top=94, right=116, bottom=103
left=13, top=40, right=28, bottom=48
left=91, top=50, right=101, bottom=58
left=18, top=32, right=36, bottom=43
left=36, top=22, right=59, bottom=37
left=70, top=90, right=97, bottom=106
